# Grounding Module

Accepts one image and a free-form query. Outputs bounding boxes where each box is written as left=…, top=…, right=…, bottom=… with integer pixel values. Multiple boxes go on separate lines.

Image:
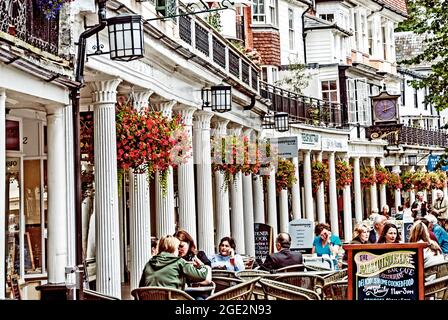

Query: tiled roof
left=315, top=0, right=407, bottom=16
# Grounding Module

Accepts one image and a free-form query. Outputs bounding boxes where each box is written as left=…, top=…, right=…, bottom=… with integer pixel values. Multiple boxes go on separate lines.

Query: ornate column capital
left=156, top=100, right=176, bottom=119
left=193, top=111, right=213, bottom=130
left=212, top=118, right=229, bottom=136
left=46, top=103, right=65, bottom=115
left=88, top=79, right=122, bottom=105
left=175, top=107, right=197, bottom=126
left=133, top=90, right=154, bottom=111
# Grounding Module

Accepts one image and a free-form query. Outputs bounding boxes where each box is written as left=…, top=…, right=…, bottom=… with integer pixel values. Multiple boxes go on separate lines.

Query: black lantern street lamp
left=201, top=85, right=232, bottom=113
left=274, top=112, right=289, bottom=132
left=107, top=14, right=145, bottom=61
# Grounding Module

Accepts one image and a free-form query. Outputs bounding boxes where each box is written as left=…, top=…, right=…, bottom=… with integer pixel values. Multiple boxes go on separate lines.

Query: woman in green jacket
left=139, top=235, right=211, bottom=290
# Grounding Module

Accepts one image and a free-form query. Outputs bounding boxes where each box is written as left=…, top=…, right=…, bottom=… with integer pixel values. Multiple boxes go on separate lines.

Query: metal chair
left=424, top=275, right=448, bottom=300
left=211, top=269, right=237, bottom=278
left=131, top=286, right=194, bottom=300
left=259, top=278, right=319, bottom=300
left=235, top=270, right=271, bottom=280
left=274, top=273, right=325, bottom=296
left=275, top=264, right=305, bottom=273
left=206, top=277, right=260, bottom=300
left=321, top=280, right=348, bottom=300
left=212, top=276, right=244, bottom=293
left=81, top=288, right=120, bottom=300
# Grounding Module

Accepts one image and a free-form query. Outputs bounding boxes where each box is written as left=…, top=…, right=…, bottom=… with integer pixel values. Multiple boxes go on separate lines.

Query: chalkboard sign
left=344, top=243, right=425, bottom=300
left=254, top=223, right=273, bottom=265
left=288, top=219, right=313, bottom=251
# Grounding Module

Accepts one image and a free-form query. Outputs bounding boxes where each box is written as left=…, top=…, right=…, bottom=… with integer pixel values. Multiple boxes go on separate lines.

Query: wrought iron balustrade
left=260, top=81, right=346, bottom=128
left=385, top=125, right=448, bottom=147
left=0, top=0, right=59, bottom=55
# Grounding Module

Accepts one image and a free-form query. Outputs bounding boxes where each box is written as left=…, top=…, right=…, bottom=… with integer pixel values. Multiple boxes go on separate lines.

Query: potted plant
left=37, top=0, right=73, bottom=19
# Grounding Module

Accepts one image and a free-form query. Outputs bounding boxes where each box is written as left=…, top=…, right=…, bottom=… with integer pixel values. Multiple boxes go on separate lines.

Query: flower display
left=401, top=171, right=414, bottom=192
left=312, top=161, right=329, bottom=193
left=276, top=159, right=297, bottom=192
left=437, top=170, right=447, bottom=188
left=360, top=166, right=376, bottom=188
left=388, top=172, right=402, bottom=191
left=411, top=171, right=431, bottom=191
left=375, top=166, right=389, bottom=185
left=212, top=135, right=261, bottom=190
left=335, top=160, right=352, bottom=190
left=37, top=0, right=72, bottom=19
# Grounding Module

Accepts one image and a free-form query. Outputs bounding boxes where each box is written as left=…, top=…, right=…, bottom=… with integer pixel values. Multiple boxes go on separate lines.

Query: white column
left=242, top=173, right=255, bottom=256
left=128, top=90, right=153, bottom=291
left=316, top=152, right=326, bottom=223
left=328, top=152, right=339, bottom=236
left=229, top=126, right=245, bottom=253
left=291, top=157, right=301, bottom=219
left=193, top=111, right=215, bottom=256
left=279, top=189, right=289, bottom=233
left=303, top=150, right=314, bottom=221
left=231, top=171, right=246, bottom=253
left=176, top=107, right=197, bottom=242
left=213, top=119, right=230, bottom=244
left=242, top=129, right=255, bottom=257
left=63, top=104, right=76, bottom=280
left=90, top=79, right=122, bottom=298
left=409, top=166, right=416, bottom=204
left=0, top=89, right=6, bottom=299
left=370, top=157, right=378, bottom=213
left=155, top=101, right=176, bottom=238
left=379, top=158, right=387, bottom=210
left=353, top=157, right=363, bottom=223
left=343, top=155, right=352, bottom=242
left=47, top=105, right=67, bottom=283
left=253, top=175, right=265, bottom=223
left=267, top=168, right=278, bottom=236
left=392, top=165, right=401, bottom=211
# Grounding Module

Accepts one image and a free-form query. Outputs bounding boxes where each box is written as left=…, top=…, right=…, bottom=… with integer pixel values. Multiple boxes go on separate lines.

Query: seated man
left=259, top=232, right=302, bottom=272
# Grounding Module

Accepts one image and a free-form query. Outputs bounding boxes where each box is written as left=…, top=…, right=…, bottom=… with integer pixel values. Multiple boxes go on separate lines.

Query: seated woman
left=175, top=229, right=211, bottom=266
left=312, top=223, right=342, bottom=257
left=138, top=235, right=211, bottom=290
left=343, top=223, right=369, bottom=261
left=409, top=220, right=444, bottom=268
left=377, top=223, right=401, bottom=243
left=210, top=237, right=245, bottom=271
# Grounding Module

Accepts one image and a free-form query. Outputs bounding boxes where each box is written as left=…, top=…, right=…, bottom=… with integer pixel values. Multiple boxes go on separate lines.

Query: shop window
left=6, top=157, right=21, bottom=276
left=6, top=120, right=20, bottom=151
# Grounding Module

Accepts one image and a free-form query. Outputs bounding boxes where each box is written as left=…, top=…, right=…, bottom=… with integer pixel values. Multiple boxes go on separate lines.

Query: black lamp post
left=274, top=112, right=289, bottom=132
left=202, top=85, right=232, bottom=113
left=72, top=0, right=145, bottom=270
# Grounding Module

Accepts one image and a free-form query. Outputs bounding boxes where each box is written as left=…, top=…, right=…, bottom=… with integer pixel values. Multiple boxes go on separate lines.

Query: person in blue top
left=425, top=214, right=448, bottom=254
left=312, top=223, right=342, bottom=257
left=210, top=237, right=245, bottom=271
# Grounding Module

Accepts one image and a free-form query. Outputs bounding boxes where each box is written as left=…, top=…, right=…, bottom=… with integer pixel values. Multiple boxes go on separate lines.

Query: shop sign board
left=289, top=219, right=314, bottom=251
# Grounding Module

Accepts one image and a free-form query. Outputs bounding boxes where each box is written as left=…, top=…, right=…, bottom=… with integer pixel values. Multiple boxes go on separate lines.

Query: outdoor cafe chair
left=185, top=281, right=216, bottom=298
left=206, top=277, right=260, bottom=300
left=131, top=286, right=194, bottom=300
left=212, top=276, right=244, bottom=293
left=242, top=256, right=256, bottom=270
left=323, top=268, right=348, bottom=285
left=80, top=288, right=120, bottom=300
left=211, top=269, right=237, bottom=278
left=235, top=270, right=271, bottom=280
left=274, top=273, right=325, bottom=296
left=259, top=278, right=320, bottom=300
left=321, top=280, right=348, bottom=300
left=424, top=275, right=448, bottom=300
left=424, top=261, right=448, bottom=281
left=275, top=264, right=305, bottom=273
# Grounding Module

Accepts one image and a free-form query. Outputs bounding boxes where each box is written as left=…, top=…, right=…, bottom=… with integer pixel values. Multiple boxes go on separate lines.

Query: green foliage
left=397, top=0, right=448, bottom=110
left=274, top=58, right=309, bottom=94
left=206, top=12, right=222, bottom=33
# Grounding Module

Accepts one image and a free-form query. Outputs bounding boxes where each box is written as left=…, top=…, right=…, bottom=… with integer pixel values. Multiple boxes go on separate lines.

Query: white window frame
left=253, top=0, right=266, bottom=23
left=269, top=0, right=277, bottom=26
left=347, top=78, right=371, bottom=125
left=288, top=8, right=295, bottom=50
left=321, top=80, right=339, bottom=103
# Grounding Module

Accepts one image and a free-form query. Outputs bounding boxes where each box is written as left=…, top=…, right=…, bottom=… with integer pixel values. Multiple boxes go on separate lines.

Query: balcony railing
left=177, top=13, right=259, bottom=93
left=260, top=81, right=346, bottom=128
left=0, top=0, right=60, bottom=55
left=385, top=126, right=448, bottom=147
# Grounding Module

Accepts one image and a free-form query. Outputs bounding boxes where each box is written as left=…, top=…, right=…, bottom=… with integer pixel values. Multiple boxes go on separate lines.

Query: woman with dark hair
left=377, top=223, right=401, bottom=243
left=174, top=229, right=211, bottom=266
left=210, top=237, right=245, bottom=271
left=312, top=223, right=342, bottom=257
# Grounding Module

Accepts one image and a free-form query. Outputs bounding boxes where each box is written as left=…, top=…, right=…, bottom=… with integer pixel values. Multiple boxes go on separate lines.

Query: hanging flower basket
left=312, top=161, right=329, bottom=193
left=276, top=159, right=297, bottom=192
left=400, top=171, right=414, bottom=192
left=387, top=172, right=402, bottom=197
left=375, top=166, right=389, bottom=185
left=37, top=0, right=73, bottom=19
left=437, top=170, right=447, bottom=188
left=412, top=171, right=431, bottom=191
left=360, top=166, right=376, bottom=188
left=335, top=160, right=352, bottom=190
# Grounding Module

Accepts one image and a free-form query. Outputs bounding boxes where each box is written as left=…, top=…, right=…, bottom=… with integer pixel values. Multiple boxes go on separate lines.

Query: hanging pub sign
left=344, top=243, right=425, bottom=300
left=254, top=223, right=273, bottom=265
left=6, top=120, right=20, bottom=151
